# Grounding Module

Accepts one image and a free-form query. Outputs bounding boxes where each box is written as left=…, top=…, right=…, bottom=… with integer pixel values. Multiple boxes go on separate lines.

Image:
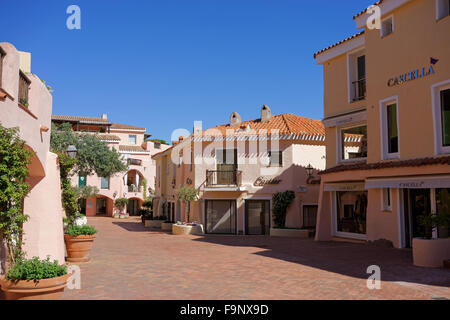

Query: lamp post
left=306, top=164, right=314, bottom=177
left=66, top=145, right=78, bottom=159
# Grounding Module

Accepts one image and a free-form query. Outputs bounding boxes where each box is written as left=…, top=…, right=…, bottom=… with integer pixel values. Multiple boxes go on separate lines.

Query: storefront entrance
left=205, top=200, right=237, bottom=234
left=96, top=198, right=107, bottom=215
left=245, top=200, right=270, bottom=235
left=127, top=199, right=139, bottom=216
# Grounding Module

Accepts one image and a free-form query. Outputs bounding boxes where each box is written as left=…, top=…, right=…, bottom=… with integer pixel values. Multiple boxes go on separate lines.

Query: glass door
left=245, top=200, right=270, bottom=235
left=205, top=200, right=237, bottom=234
left=216, top=149, right=237, bottom=185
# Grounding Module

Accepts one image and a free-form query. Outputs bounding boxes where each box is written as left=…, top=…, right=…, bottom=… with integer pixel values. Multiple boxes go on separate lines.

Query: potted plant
left=413, top=212, right=450, bottom=268
left=114, top=198, right=129, bottom=218
left=64, top=225, right=98, bottom=263
left=0, top=126, right=69, bottom=300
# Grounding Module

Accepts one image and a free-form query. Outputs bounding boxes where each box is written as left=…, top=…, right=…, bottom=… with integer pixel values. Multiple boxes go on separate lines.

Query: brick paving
left=62, top=217, right=450, bottom=300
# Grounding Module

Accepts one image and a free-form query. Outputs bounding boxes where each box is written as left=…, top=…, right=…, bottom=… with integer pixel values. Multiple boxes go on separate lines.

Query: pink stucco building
left=51, top=115, right=170, bottom=217
left=0, top=42, right=65, bottom=272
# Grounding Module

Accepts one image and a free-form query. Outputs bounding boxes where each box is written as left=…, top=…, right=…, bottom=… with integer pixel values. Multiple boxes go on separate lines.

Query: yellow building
left=314, top=0, right=450, bottom=249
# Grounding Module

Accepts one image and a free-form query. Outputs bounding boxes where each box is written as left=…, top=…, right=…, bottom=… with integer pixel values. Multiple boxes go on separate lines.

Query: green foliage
left=417, top=212, right=450, bottom=239
left=176, top=185, right=198, bottom=222
left=142, top=199, right=153, bottom=210
left=142, top=178, right=147, bottom=199
left=149, top=139, right=169, bottom=145
left=176, top=185, right=198, bottom=202
left=57, top=152, right=79, bottom=226
left=51, top=122, right=127, bottom=177
left=115, top=198, right=129, bottom=211
left=272, top=191, right=296, bottom=228
left=65, top=224, right=97, bottom=236
left=73, top=185, right=99, bottom=200
left=0, top=125, right=33, bottom=264
left=5, top=257, right=67, bottom=282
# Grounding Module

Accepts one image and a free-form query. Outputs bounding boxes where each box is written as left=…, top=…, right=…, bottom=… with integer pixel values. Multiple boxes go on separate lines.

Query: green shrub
left=115, top=198, right=129, bottom=212
left=65, top=224, right=97, bottom=236
left=272, top=190, right=295, bottom=228
left=5, top=257, right=67, bottom=282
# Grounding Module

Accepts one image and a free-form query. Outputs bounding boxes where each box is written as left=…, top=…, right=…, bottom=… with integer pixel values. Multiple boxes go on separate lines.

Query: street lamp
left=306, top=164, right=314, bottom=177
left=66, top=145, right=78, bottom=159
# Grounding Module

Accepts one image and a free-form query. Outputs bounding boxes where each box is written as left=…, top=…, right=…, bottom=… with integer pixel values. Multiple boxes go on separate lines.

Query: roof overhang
left=315, top=33, right=365, bottom=64
left=323, top=108, right=367, bottom=128
left=354, top=0, right=413, bottom=29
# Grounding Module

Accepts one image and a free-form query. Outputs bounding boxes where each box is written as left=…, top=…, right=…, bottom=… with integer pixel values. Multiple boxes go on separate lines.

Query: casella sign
left=387, top=58, right=438, bottom=87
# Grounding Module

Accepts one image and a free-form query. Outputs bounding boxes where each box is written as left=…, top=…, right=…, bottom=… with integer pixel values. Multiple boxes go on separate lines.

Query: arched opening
left=24, top=145, right=45, bottom=189
left=85, top=195, right=114, bottom=217
left=123, top=169, right=144, bottom=193
left=127, top=197, right=143, bottom=216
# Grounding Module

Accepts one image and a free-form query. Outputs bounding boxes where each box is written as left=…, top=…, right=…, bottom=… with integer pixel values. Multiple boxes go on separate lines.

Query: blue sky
left=1, top=0, right=373, bottom=142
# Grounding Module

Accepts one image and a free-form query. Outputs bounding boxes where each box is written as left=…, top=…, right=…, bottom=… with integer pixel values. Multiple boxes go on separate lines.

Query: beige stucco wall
left=0, top=42, right=65, bottom=268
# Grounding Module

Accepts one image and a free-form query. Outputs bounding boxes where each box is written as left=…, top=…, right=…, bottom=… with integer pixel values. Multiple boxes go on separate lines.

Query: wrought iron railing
left=205, top=170, right=242, bottom=187
left=351, top=78, right=366, bottom=102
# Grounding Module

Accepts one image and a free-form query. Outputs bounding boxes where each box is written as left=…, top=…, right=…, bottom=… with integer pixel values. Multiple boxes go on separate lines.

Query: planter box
left=161, top=222, right=174, bottom=231
left=0, top=273, right=70, bottom=300
left=119, top=214, right=129, bottom=219
left=270, top=228, right=309, bottom=238
left=144, top=220, right=164, bottom=228
left=413, top=238, right=450, bottom=268
left=172, top=224, right=204, bottom=235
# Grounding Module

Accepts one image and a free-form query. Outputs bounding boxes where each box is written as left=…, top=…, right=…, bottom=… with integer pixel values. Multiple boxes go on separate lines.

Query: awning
left=365, top=175, right=450, bottom=189
left=324, top=182, right=366, bottom=192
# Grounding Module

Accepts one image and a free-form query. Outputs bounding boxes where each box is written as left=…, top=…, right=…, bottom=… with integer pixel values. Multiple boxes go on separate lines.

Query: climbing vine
left=272, top=190, right=295, bottom=228
left=0, top=125, right=33, bottom=264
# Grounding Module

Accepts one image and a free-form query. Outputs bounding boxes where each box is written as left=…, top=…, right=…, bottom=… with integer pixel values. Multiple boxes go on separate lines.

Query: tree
left=176, top=186, right=198, bottom=222
left=51, top=123, right=127, bottom=177
left=115, top=198, right=129, bottom=214
left=0, top=125, right=32, bottom=264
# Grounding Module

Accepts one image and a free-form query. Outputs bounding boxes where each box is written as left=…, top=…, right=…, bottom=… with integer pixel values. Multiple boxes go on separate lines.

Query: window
left=268, top=151, right=283, bottom=167
left=100, top=177, right=110, bottom=189
left=336, top=191, right=367, bottom=236
left=440, top=89, right=450, bottom=147
left=436, top=0, right=450, bottom=20
left=78, top=175, right=87, bottom=187
left=303, top=205, right=318, bottom=228
left=382, top=188, right=392, bottom=211
left=18, top=71, right=30, bottom=107
left=380, top=98, right=399, bottom=158
left=129, top=135, right=136, bottom=144
left=154, top=141, right=161, bottom=149
left=381, top=16, right=394, bottom=37
left=341, top=125, right=367, bottom=160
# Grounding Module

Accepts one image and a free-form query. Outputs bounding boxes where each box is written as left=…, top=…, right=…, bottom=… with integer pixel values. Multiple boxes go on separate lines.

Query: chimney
left=230, top=112, right=242, bottom=126
left=102, top=113, right=108, bottom=120
left=261, top=105, right=272, bottom=122
left=193, top=121, right=202, bottom=135
left=19, top=51, right=31, bottom=73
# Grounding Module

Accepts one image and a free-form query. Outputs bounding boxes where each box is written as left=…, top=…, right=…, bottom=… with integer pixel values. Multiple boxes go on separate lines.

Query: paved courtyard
left=62, top=217, right=450, bottom=300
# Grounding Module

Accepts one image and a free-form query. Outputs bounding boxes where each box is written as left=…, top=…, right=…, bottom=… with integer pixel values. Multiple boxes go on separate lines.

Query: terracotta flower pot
left=64, top=234, right=96, bottom=263
left=0, top=273, right=70, bottom=300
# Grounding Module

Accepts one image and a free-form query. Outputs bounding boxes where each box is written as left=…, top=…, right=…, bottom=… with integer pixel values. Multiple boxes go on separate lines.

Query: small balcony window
left=100, top=177, right=110, bottom=189
left=18, top=71, right=31, bottom=107
left=129, top=135, right=136, bottom=145
left=381, top=16, right=394, bottom=37
left=436, top=0, right=450, bottom=20
left=348, top=51, right=366, bottom=103
left=341, top=125, right=367, bottom=161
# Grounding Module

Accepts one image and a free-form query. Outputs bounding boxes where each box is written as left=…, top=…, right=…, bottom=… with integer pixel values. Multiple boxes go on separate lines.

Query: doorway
left=403, top=189, right=431, bottom=248
left=127, top=199, right=139, bottom=216
left=205, top=200, right=237, bottom=234
left=245, top=200, right=270, bottom=235
left=216, top=149, right=237, bottom=185
left=96, top=198, right=107, bottom=215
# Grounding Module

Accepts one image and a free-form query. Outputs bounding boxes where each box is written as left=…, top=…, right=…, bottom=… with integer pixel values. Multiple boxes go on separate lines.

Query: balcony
left=127, top=184, right=143, bottom=193
left=351, top=78, right=366, bottom=102
left=205, top=170, right=242, bottom=188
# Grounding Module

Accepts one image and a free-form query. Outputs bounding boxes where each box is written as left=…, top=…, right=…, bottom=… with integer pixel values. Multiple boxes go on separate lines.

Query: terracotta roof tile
left=52, top=115, right=111, bottom=124
left=320, top=156, right=450, bottom=175
left=313, top=31, right=365, bottom=59
left=202, top=113, right=325, bottom=137
left=111, top=123, right=146, bottom=131
left=118, top=145, right=149, bottom=153
left=98, top=134, right=121, bottom=141
left=151, top=145, right=174, bottom=159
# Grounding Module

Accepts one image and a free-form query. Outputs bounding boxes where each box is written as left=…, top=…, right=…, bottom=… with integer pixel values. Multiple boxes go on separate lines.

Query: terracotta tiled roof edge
left=313, top=31, right=365, bottom=59
left=52, top=115, right=111, bottom=124
left=111, top=123, right=146, bottom=131
left=320, top=156, right=450, bottom=175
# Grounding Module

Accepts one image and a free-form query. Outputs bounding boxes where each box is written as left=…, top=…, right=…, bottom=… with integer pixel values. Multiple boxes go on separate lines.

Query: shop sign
left=387, top=58, right=438, bottom=87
